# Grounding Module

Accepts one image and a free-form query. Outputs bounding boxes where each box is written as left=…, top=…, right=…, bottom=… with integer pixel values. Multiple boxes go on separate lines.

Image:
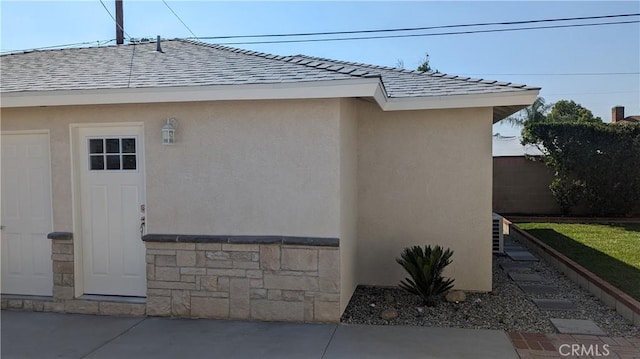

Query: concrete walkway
left=1, top=311, right=518, bottom=359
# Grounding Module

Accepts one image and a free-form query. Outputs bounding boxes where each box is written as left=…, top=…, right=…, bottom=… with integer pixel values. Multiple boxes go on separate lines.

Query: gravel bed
left=341, top=236, right=640, bottom=337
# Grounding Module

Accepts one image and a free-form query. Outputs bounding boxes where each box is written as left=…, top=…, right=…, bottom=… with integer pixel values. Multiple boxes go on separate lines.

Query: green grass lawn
left=517, top=222, right=640, bottom=301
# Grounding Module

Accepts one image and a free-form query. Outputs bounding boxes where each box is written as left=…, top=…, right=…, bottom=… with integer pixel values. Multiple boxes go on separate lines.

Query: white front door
left=77, top=125, right=146, bottom=297
left=1, top=133, right=53, bottom=296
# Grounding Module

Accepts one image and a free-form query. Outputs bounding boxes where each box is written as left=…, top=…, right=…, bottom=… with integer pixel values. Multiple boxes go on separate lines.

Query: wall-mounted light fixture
left=162, top=118, right=177, bottom=145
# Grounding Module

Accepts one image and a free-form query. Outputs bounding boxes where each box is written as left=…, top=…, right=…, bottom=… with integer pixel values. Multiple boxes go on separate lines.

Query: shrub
left=522, top=121, right=640, bottom=216
left=396, top=245, right=455, bottom=306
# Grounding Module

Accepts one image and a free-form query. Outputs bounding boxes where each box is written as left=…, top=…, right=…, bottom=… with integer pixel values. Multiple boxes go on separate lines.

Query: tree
left=503, top=96, right=550, bottom=127
left=522, top=121, right=640, bottom=216
left=416, top=53, right=438, bottom=73
left=546, top=100, right=602, bottom=123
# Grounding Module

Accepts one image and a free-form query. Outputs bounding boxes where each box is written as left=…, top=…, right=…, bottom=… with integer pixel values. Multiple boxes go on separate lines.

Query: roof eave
left=0, top=78, right=381, bottom=108
left=377, top=89, right=540, bottom=121
left=1, top=80, right=539, bottom=119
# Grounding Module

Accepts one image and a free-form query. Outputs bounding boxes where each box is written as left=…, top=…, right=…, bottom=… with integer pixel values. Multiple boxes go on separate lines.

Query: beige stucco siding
left=144, top=99, right=342, bottom=237
left=356, top=103, right=493, bottom=291
left=1, top=99, right=343, bottom=238
left=338, top=99, right=358, bottom=312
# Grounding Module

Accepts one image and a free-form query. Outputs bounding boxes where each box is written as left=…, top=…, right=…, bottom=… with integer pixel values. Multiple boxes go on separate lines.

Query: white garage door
left=1, top=132, right=53, bottom=296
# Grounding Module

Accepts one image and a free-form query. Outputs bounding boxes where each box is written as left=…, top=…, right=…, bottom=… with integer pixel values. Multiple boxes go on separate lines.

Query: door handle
left=140, top=216, right=146, bottom=236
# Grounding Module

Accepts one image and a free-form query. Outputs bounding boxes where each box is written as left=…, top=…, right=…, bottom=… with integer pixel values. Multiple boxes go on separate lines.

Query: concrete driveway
left=1, top=311, right=518, bottom=358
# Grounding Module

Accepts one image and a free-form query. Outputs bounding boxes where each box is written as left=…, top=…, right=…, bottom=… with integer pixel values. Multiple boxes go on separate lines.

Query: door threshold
left=80, top=294, right=146, bottom=304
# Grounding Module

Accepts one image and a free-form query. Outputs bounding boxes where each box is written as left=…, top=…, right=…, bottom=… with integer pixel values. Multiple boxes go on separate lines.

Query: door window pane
left=122, top=155, right=137, bottom=170
left=90, top=155, right=104, bottom=170
left=106, top=139, right=120, bottom=153
left=122, top=138, right=136, bottom=153
left=89, top=139, right=103, bottom=154
left=106, top=155, right=120, bottom=170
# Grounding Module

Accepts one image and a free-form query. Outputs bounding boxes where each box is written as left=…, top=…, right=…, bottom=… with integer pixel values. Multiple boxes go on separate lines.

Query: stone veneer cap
left=47, top=232, right=73, bottom=240
left=142, top=234, right=339, bottom=247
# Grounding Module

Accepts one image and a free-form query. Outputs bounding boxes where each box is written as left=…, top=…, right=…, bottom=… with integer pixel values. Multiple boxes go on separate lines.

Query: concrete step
left=550, top=318, right=605, bottom=335
left=518, top=284, right=557, bottom=294
left=508, top=273, right=544, bottom=282
left=505, top=250, right=539, bottom=262
left=531, top=299, right=577, bottom=311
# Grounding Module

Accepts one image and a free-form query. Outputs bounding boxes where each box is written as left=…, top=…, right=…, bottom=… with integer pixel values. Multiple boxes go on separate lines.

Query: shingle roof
left=0, top=39, right=538, bottom=97
left=288, top=54, right=538, bottom=98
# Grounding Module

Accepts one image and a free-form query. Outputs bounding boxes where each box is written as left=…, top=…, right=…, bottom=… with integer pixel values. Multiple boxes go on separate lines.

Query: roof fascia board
left=1, top=79, right=539, bottom=112
left=379, top=90, right=539, bottom=111
left=0, top=78, right=380, bottom=108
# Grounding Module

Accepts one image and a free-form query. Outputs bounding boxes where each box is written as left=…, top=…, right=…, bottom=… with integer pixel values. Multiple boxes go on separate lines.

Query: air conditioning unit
left=492, top=213, right=504, bottom=254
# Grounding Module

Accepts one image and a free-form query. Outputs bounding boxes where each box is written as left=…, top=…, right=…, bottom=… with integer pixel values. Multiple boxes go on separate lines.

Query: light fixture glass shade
left=162, top=118, right=177, bottom=145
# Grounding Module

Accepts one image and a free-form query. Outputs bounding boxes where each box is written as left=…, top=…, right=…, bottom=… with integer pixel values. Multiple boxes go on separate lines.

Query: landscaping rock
left=445, top=290, right=466, bottom=303
left=380, top=309, right=398, bottom=320
left=384, top=292, right=395, bottom=304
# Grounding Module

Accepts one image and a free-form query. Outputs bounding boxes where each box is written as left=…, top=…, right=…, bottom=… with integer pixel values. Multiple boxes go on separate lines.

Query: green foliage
left=503, top=96, right=550, bottom=126
left=546, top=100, right=602, bottom=123
left=416, top=53, right=438, bottom=73
left=396, top=245, right=454, bottom=306
left=522, top=121, right=640, bottom=216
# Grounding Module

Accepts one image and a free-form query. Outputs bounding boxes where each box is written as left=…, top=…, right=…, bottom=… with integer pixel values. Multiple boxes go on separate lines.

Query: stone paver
left=505, top=250, right=539, bottom=262
left=531, top=299, right=577, bottom=311
left=518, top=284, right=557, bottom=294
left=550, top=318, right=606, bottom=335
left=508, top=273, right=544, bottom=282
left=503, top=245, right=526, bottom=251
left=499, top=263, right=532, bottom=272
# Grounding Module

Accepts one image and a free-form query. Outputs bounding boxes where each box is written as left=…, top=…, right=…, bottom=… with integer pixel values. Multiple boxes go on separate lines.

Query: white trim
left=1, top=79, right=380, bottom=108
left=69, top=121, right=147, bottom=298
left=379, top=90, right=540, bottom=112
left=1, top=78, right=539, bottom=112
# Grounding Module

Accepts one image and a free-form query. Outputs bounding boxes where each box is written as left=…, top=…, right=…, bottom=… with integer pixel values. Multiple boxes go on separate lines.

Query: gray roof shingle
left=0, top=39, right=539, bottom=98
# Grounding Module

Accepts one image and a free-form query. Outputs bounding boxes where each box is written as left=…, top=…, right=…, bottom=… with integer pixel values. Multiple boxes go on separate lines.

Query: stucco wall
left=356, top=103, right=493, bottom=291
left=338, top=99, right=358, bottom=312
left=1, top=99, right=342, bottom=238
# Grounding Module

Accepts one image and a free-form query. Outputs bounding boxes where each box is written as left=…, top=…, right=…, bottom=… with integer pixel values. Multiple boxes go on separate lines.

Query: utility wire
left=1, top=39, right=115, bottom=55
left=460, top=72, right=640, bottom=76
left=3, top=13, right=638, bottom=54
left=161, top=0, right=199, bottom=40
left=212, top=20, right=640, bottom=45
left=98, top=0, right=131, bottom=40
left=192, top=13, right=639, bottom=40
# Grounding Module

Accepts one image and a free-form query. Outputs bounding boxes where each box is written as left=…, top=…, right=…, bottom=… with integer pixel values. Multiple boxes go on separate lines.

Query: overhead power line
left=161, top=0, right=199, bottom=40
left=209, top=20, right=639, bottom=45
left=1, top=39, right=115, bottom=54
left=98, top=0, right=131, bottom=40
left=192, top=13, right=639, bottom=40
left=461, top=72, right=640, bottom=76
left=3, top=13, right=638, bottom=54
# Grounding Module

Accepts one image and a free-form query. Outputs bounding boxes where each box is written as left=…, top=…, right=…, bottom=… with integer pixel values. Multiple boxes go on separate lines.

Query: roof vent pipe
left=156, top=35, right=163, bottom=53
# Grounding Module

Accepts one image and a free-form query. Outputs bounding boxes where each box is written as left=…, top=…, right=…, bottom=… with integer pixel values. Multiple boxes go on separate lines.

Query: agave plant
left=396, top=245, right=455, bottom=306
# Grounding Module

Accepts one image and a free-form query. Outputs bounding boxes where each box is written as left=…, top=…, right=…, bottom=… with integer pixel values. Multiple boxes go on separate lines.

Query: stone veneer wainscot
left=142, top=234, right=341, bottom=323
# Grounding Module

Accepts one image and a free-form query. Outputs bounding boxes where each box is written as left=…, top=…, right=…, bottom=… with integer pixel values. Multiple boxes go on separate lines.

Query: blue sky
left=1, top=1, right=639, bottom=135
